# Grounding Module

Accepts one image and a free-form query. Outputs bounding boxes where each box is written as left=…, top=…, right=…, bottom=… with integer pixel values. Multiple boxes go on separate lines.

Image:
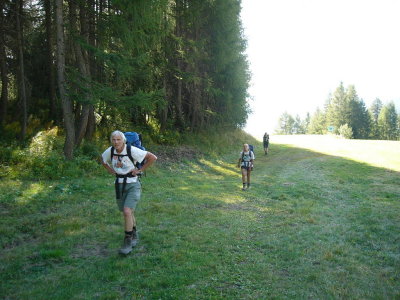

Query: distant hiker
left=238, top=143, right=255, bottom=190
left=101, top=130, right=157, bottom=255
left=263, top=132, right=269, bottom=155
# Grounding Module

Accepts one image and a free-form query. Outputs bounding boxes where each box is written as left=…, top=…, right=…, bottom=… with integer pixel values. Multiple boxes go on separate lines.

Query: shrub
left=338, top=124, right=353, bottom=139
left=29, top=127, right=60, bottom=156
left=2, top=128, right=104, bottom=180
left=153, top=130, right=181, bottom=146
left=0, top=145, right=14, bottom=164
left=75, top=141, right=102, bottom=159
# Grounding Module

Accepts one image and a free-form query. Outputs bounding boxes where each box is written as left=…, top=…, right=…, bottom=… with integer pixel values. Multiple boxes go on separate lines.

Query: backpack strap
left=126, top=143, right=134, bottom=164
left=110, top=145, right=139, bottom=199
left=111, top=145, right=134, bottom=164
left=115, top=172, right=137, bottom=199
left=111, top=146, right=115, bottom=161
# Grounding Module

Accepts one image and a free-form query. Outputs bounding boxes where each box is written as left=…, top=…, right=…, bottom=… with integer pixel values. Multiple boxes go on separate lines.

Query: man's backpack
left=249, top=144, right=254, bottom=154
left=124, top=132, right=145, bottom=151
left=111, top=131, right=146, bottom=169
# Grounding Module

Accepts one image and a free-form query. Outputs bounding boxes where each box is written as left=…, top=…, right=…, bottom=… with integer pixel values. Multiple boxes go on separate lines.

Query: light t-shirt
left=239, top=151, right=255, bottom=167
left=102, top=145, right=147, bottom=183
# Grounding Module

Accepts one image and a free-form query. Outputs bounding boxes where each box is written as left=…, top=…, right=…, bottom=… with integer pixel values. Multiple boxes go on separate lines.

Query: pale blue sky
left=241, top=0, right=400, bottom=137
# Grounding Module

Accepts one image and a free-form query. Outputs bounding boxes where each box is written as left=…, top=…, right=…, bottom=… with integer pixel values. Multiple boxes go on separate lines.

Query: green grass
left=1, top=134, right=399, bottom=299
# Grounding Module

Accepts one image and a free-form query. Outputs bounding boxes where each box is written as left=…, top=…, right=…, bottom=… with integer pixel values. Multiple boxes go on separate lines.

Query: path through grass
left=1, top=137, right=399, bottom=299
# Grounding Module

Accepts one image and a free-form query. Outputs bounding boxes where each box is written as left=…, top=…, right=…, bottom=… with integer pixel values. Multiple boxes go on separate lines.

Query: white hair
left=110, top=130, right=126, bottom=143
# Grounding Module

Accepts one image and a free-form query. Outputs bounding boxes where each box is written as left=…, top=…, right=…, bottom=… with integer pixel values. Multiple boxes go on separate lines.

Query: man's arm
left=102, top=161, right=116, bottom=175
left=237, top=157, right=242, bottom=168
left=132, top=152, right=157, bottom=176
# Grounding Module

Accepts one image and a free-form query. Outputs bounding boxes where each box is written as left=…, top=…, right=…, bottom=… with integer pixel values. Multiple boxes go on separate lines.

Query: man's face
left=112, top=135, right=124, bottom=151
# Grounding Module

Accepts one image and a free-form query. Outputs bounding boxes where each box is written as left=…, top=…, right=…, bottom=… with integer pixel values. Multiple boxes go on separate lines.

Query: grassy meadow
left=1, top=134, right=399, bottom=299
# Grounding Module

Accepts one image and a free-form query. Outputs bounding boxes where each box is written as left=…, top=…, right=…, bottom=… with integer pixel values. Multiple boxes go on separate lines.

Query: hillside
left=1, top=133, right=399, bottom=299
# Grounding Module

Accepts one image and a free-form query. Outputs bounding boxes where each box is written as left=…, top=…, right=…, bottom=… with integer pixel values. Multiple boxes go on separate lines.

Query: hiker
left=101, top=130, right=157, bottom=255
left=263, top=132, right=269, bottom=155
left=237, top=143, right=255, bottom=190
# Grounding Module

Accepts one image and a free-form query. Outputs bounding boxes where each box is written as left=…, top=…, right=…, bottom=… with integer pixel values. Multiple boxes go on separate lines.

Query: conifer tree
left=276, top=112, right=295, bottom=134
left=378, top=102, right=398, bottom=140
left=369, top=98, right=383, bottom=139
left=308, top=108, right=326, bottom=134
left=346, top=86, right=370, bottom=139
left=326, top=82, right=349, bottom=134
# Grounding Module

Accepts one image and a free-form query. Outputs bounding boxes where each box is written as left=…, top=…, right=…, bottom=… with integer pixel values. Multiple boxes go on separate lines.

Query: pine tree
left=369, top=98, right=383, bottom=139
left=378, top=102, right=398, bottom=140
left=308, top=108, right=326, bottom=134
left=276, top=112, right=295, bottom=134
left=326, top=82, right=349, bottom=133
left=292, top=115, right=305, bottom=134
left=347, top=86, right=370, bottom=139
left=326, top=83, right=370, bottom=139
left=303, top=112, right=311, bottom=133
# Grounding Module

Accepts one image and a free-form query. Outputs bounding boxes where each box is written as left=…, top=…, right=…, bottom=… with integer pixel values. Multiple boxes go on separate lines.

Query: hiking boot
left=119, top=236, right=133, bottom=255
left=131, top=230, right=139, bottom=247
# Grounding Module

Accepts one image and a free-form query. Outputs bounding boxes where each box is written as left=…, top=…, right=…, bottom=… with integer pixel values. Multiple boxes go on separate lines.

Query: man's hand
left=131, top=169, right=142, bottom=177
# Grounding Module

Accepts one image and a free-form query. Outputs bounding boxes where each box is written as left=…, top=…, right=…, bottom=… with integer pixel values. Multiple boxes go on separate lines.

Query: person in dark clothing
left=263, top=132, right=269, bottom=155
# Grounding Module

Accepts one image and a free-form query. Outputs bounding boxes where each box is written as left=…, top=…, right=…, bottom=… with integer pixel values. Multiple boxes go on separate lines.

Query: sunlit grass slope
left=1, top=133, right=399, bottom=299
left=271, top=134, right=400, bottom=171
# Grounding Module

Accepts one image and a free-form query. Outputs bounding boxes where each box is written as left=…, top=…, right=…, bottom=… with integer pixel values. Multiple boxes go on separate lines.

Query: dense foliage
left=276, top=83, right=399, bottom=140
left=0, top=0, right=250, bottom=157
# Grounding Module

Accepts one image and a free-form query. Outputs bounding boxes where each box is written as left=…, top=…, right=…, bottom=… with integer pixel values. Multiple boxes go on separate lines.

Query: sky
left=240, top=0, right=400, bottom=138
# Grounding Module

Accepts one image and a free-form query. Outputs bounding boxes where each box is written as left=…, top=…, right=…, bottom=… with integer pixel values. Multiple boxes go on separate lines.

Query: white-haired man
left=102, top=130, right=157, bottom=255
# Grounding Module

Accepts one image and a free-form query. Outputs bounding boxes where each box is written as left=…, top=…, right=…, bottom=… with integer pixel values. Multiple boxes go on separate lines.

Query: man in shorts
left=102, top=130, right=157, bottom=254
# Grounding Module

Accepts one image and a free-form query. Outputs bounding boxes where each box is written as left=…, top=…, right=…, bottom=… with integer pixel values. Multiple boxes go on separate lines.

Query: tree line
left=0, top=0, right=250, bottom=158
left=276, top=83, right=399, bottom=140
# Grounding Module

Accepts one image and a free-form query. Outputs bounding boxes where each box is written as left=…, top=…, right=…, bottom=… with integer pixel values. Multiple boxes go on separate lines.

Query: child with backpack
left=101, top=130, right=157, bottom=255
left=237, top=143, right=255, bottom=190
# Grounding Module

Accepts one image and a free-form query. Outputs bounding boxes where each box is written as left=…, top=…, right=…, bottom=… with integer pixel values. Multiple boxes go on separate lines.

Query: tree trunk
left=44, top=0, right=58, bottom=122
left=85, top=105, right=96, bottom=140
left=75, top=104, right=90, bottom=145
left=174, top=0, right=184, bottom=129
left=0, top=0, right=8, bottom=125
left=85, top=0, right=97, bottom=141
left=70, top=0, right=92, bottom=147
left=15, top=0, right=28, bottom=140
left=55, top=0, right=75, bottom=159
left=159, top=77, right=168, bottom=132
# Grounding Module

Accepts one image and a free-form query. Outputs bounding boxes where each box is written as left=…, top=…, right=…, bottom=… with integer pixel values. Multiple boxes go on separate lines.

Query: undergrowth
left=0, top=127, right=259, bottom=180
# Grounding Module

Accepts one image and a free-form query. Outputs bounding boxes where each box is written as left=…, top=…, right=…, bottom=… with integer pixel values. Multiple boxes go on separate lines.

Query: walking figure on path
left=263, top=132, right=269, bottom=155
left=238, top=143, right=255, bottom=191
